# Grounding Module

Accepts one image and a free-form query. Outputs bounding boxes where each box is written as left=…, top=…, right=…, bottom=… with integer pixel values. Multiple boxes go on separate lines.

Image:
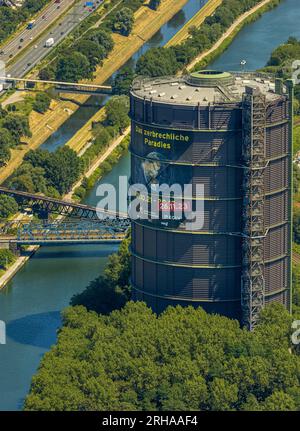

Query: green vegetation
left=105, top=95, right=130, bottom=131
left=39, top=28, right=114, bottom=82
left=32, top=92, right=51, bottom=114
left=112, top=65, right=135, bottom=95
left=149, top=0, right=161, bottom=11
left=0, top=107, right=32, bottom=167
left=112, top=7, right=134, bottom=36
left=113, top=0, right=281, bottom=94
left=24, top=301, right=300, bottom=411
left=7, top=146, right=81, bottom=196
left=262, top=37, right=300, bottom=112
left=135, top=0, right=281, bottom=78
left=0, top=195, right=18, bottom=218
left=0, top=249, right=16, bottom=270
left=0, top=0, right=51, bottom=44
left=71, top=236, right=131, bottom=314
left=74, top=133, right=130, bottom=201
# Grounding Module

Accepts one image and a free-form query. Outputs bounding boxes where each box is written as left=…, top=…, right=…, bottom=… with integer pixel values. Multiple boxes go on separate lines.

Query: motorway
left=0, top=0, right=76, bottom=63
left=0, top=0, right=104, bottom=78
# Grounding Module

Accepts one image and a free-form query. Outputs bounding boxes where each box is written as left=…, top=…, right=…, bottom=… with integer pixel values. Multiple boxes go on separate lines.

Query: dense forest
left=24, top=302, right=300, bottom=411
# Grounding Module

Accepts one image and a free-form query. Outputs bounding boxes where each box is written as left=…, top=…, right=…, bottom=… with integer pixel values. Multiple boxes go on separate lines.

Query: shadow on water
left=33, top=247, right=116, bottom=260
left=7, top=312, right=61, bottom=348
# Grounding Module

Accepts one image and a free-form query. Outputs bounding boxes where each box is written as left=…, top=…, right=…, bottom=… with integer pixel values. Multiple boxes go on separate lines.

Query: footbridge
left=0, top=76, right=112, bottom=96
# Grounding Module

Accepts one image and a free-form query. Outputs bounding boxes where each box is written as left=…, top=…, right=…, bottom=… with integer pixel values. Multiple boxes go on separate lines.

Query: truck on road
left=45, top=37, right=54, bottom=48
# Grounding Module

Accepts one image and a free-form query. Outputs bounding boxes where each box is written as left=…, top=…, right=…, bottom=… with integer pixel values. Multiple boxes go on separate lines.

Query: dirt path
left=187, top=0, right=274, bottom=71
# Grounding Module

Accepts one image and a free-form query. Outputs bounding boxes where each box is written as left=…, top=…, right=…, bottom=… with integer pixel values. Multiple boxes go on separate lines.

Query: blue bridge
left=0, top=187, right=130, bottom=245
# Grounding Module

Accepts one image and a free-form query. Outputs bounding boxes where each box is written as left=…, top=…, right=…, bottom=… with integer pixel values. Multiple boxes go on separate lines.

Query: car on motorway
left=20, top=38, right=24, bottom=42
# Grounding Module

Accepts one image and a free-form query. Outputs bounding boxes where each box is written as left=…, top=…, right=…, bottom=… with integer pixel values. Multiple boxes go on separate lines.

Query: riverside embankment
left=1, top=0, right=300, bottom=412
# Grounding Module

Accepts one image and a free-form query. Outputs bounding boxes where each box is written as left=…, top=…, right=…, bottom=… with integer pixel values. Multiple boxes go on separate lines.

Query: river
left=1, top=0, right=300, bottom=411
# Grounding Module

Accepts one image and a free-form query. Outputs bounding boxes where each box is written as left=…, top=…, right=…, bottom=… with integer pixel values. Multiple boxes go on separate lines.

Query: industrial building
left=129, top=70, right=293, bottom=329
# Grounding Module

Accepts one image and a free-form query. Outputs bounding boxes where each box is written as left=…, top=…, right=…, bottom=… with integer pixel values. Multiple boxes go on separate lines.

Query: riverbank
left=0, top=125, right=130, bottom=290
left=0, top=0, right=189, bottom=185
left=187, top=0, right=279, bottom=70
left=0, top=246, right=37, bottom=290
left=165, top=0, right=223, bottom=47
left=64, top=0, right=280, bottom=156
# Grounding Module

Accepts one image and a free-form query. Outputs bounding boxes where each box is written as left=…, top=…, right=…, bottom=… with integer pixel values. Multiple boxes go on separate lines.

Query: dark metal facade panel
left=264, top=258, right=288, bottom=295
left=131, top=154, right=243, bottom=198
left=266, top=99, right=289, bottom=124
left=266, top=123, right=289, bottom=158
left=130, top=82, right=291, bottom=321
left=264, top=191, right=288, bottom=227
left=264, top=225, right=288, bottom=261
left=131, top=256, right=240, bottom=301
left=132, top=284, right=241, bottom=320
left=130, top=97, right=242, bottom=130
left=264, top=158, right=288, bottom=193
left=132, top=223, right=242, bottom=266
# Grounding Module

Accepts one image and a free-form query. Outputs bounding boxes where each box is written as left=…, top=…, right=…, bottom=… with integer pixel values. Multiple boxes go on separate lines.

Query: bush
left=0, top=195, right=18, bottom=218
left=33, top=93, right=51, bottom=114
left=0, top=249, right=16, bottom=269
left=112, top=7, right=134, bottom=36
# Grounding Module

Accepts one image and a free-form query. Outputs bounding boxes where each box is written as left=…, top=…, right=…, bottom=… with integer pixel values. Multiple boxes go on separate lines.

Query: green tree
left=56, top=52, right=91, bottom=82
left=8, top=163, right=48, bottom=194
left=112, top=8, right=134, bottom=36
left=33, top=93, right=51, bottom=114
left=294, top=207, right=300, bottom=244
left=149, top=0, right=161, bottom=10
left=24, top=300, right=300, bottom=411
left=44, top=147, right=81, bottom=195
left=86, top=29, right=114, bottom=55
left=0, top=249, right=16, bottom=269
left=71, top=236, right=131, bottom=314
left=0, top=144, right=10, bottom=166
left=112, top=66, right=135, bottom=95
left=0, top=195, right=18, bottom=218
left=105, top=96, right=130, bottom=131
left=2, top=114, right=31, bottom=144
left=136, top=47, right=179, bottom=77
left=0, top=128, right=14, bottom=166
left=73, top=39, right=107, bottom=69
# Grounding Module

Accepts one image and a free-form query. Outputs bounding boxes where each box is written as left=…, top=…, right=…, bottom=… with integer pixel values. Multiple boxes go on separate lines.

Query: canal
left=1, top=0, right=300, bottom=411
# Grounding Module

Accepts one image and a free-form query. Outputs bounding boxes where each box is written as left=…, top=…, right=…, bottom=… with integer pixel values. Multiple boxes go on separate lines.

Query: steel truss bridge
left=0, top=187, right=130, bottom=245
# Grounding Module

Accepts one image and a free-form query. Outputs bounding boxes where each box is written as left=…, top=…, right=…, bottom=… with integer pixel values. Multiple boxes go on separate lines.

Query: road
left=2, top=0, right=104, bottom=78
left=0, top=0, right=76, bottom=63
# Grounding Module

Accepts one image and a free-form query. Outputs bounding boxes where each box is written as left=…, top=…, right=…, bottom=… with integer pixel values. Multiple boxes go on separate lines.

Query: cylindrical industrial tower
left=129, top=71, right=293, bottom=328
